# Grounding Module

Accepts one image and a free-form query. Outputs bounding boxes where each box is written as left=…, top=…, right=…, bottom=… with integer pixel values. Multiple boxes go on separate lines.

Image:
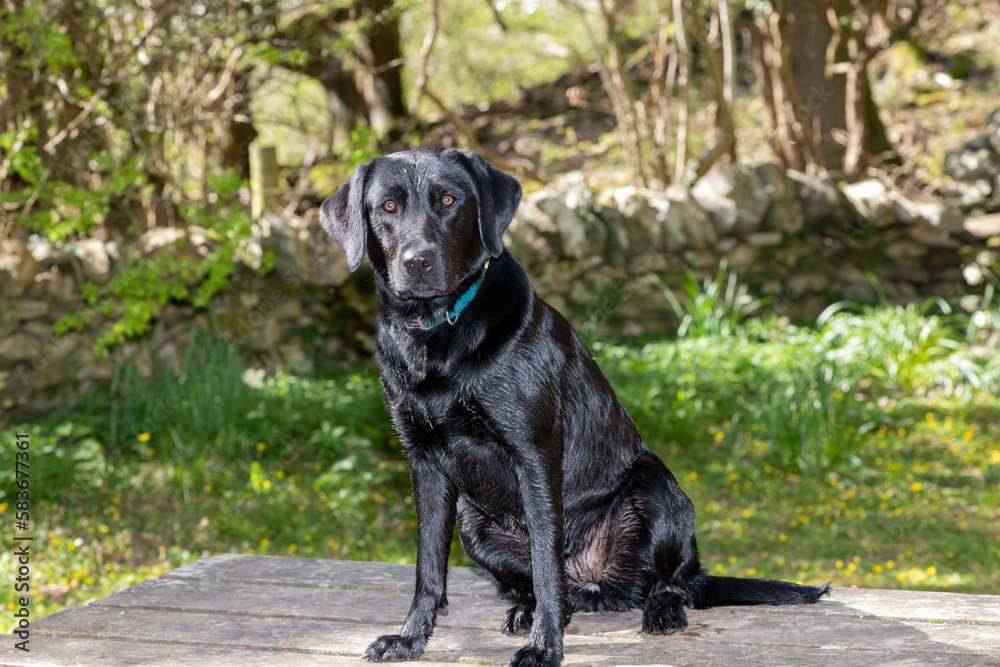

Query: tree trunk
left=350, top=0, right=407, bottom=134
left=365, top=0, right=406, bottom=120
left=221, top=70, right=257, bottom=180
left=785, top=0, right=849, bottom=171
left=754, top=0, right=897, bottom=178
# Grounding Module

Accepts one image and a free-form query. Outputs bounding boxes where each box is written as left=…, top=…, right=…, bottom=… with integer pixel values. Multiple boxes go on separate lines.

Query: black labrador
left=320, top=148, right=829, bottom=666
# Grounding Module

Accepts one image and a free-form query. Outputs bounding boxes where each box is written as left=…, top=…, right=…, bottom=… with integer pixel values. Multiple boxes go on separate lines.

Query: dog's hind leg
left=642, top=530, right=700, bottom=635
left=456, top=495, right=539, bottom=635
left=644, top=487, right=702, bottom=634
left=607, top=453, right=702, bottom=634
left=565, top=497, right=651, bottom=613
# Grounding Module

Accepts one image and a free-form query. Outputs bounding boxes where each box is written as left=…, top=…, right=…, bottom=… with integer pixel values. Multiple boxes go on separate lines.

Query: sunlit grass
left=1, top=304, right=998, bottom=632
left=679, top=397, right=1000, bottom=593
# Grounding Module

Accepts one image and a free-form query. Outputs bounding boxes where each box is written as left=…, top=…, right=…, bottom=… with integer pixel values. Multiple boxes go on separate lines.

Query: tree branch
left=673, top=0, right=692, bottom=184
left=204, top=46, right=246, bottom=111
left=42, top=11, right=167, bottom=155
left=416, top=0, right=544, bottom=182
left=689, top=0, right=736, bottom=182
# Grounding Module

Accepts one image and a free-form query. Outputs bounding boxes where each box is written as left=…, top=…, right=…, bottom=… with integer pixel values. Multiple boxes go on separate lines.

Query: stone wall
left=0, top=212, right=377, bottom=417
left=506, top=164, right=999, bottom=336
left=2, top=162, right=999, bottom=417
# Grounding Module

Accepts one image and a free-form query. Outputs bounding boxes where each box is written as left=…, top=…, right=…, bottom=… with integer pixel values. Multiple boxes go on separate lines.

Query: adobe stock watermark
left=793, top=83, right=836, bottom=126
left=11, top=432, right=33, bottom=652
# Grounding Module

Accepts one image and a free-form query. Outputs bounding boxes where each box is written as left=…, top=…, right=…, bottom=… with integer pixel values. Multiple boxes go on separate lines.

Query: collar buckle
left=403, top=316, right=431, bottom=330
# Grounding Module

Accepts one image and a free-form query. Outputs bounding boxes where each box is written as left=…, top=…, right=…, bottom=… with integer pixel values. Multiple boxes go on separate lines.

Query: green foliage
left=0, top=2, right=77, bottom=71
left=596, top=332, right=863, bottom=471
left=0, top=2, right=146, bottom=241
left=616, top=267, right=998, bottom=471
left=341, top=123, right=382, bottom=164
left=53, top=171, right=269, bottom=353
left=245, top=42, right=311, bottom=68
left=818, top=300, right=983, bottom=396
left=595, top=304, right=997, bottom=472
left=649, top=263, right=770, bottom=338
left=0, top=422, right=108, bottom=504
left=963, top=253, right=1000, bottom=349
left=2, top=1, right=276, bottom=354
left=401, top=0, right=586, bottom=110
left=89, top=328, right=392, bottom=470
left=0, top=128, right=148, bottom=241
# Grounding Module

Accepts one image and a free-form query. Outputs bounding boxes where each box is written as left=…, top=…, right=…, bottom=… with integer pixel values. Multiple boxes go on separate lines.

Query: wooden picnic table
left=4, top=554, right=999, bottom=666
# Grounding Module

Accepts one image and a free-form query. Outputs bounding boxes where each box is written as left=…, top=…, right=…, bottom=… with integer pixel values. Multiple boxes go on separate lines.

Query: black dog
left=320, top=148, right=829, bottom=666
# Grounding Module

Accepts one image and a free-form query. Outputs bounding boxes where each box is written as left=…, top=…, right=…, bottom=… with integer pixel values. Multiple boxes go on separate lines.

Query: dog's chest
left=410, top=396, right=525, bottom=519
left=379, top=332, right=526, bottom=518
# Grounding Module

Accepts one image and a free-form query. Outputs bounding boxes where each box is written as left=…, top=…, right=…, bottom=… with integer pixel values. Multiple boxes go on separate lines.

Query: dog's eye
left=442, top=195, right=455, bottom=206
left=382, top=200, right=396, bottom=212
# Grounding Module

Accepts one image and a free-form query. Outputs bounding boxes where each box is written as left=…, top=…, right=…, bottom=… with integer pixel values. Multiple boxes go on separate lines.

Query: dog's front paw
left=363, top=634, right=426, bottom=661
left=642, top=593, right=688, bottom=635
left=509, top=643, right=561, bottom=667
left=502, top=604, right=534, bottom=635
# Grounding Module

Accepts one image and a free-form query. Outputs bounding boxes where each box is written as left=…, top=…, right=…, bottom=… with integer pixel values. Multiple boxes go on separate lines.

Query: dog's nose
left=403, top=250, right=437, bottom=277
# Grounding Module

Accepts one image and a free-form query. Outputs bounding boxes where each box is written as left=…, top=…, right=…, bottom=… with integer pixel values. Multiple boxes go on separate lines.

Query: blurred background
left=1, top=0, right=998, bottom=628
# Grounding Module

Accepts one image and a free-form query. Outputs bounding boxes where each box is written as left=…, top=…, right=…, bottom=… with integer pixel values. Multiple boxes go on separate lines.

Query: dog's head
left=320, top=149, right=522, bottom=300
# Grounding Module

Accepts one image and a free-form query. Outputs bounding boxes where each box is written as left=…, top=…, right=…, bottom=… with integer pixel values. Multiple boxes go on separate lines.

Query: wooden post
left=250, top=144, right=280, bottom=218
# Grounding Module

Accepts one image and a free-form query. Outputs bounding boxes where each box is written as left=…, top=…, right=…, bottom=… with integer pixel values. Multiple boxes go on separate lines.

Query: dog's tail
left=690, top=573, right=831, bottom=609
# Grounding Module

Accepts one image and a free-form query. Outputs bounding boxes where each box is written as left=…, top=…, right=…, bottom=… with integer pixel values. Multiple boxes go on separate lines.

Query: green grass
left=650, top=262, right=770, bottom=339
left=676, top=396, right=1000, bottom=591
left=1, top=298, right=998, bottom=632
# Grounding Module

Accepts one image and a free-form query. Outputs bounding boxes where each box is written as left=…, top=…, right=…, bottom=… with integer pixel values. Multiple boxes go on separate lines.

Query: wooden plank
left=1, top=637, right=455, bottom=667
left=806, top=587, right=1000, bottom=624
left=27, top=607, right=401, bottom=655
left=9, top=608, right=994, bottom=667
left=161, top=554, right=498, bottom=597
left=6, top=557, right=1000, bottom=666
left=162, top=555, right=1000, bottom=624
left=31, top=594, right=1000, bottom=658
left=89, top=579, right=486, bottom=629
left=7, top=634, right=989, bottom=667
left=88, top=577, right=1000, bottom=648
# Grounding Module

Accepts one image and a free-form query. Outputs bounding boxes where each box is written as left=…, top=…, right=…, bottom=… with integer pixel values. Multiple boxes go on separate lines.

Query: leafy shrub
left=648, top=262, right=769, bottom=338
left=606, top=266, right=1000, bottom=471
left=76, top=328, right=394, bottom=480
left=818, top=299, right=997, bottom=397
left=54, top=171, right=270, bottom=353
left=595, top=330, right=876, bottom=471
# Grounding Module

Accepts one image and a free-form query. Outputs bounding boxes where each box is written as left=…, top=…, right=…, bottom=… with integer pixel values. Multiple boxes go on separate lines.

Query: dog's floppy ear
left=463, top=150, right=522, bottom=258
left=320, top=163, right=370, bottom=272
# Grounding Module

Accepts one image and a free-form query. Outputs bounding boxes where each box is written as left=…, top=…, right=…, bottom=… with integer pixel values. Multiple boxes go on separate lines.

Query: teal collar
left=401, top=260, right=490, bottom=330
